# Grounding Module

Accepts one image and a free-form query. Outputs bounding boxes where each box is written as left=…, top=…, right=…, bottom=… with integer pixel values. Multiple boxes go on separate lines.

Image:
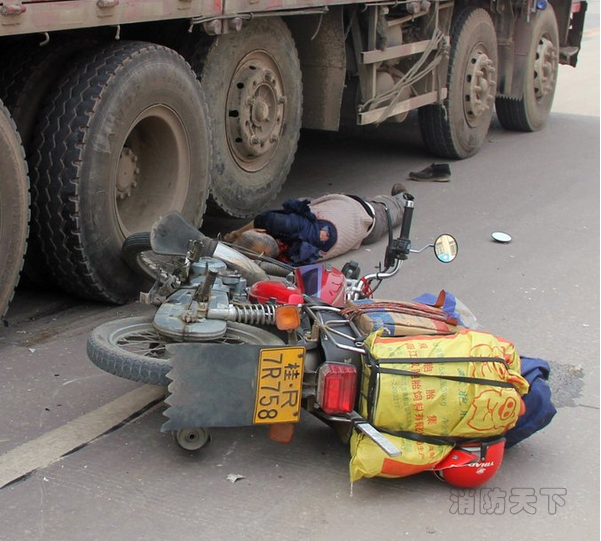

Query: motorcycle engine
left=153, top=257, right=248, bottom=341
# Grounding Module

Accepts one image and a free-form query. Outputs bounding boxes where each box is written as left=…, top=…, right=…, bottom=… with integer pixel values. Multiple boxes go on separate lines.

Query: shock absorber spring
left=232, top=303, right=277, bottom=325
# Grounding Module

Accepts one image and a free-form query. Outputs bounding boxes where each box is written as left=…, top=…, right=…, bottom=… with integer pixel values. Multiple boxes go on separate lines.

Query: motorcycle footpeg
left=350, top=413, right=402, bottom=457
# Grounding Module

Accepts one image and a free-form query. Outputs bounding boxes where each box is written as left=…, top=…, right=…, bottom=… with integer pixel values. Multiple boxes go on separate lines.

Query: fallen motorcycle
left=87, top=197, right=532, bottom=487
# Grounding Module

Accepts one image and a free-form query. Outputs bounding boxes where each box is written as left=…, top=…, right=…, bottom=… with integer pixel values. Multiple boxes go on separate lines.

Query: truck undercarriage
left=0, top=0, right=587, bottom=310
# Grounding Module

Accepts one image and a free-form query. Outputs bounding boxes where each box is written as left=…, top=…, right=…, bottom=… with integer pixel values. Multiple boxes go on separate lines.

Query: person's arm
left=286, top=240, right=321, bottom=265
left=223, top=220, right=255, bottom=243
left=255, top=211, right=305, bottom=240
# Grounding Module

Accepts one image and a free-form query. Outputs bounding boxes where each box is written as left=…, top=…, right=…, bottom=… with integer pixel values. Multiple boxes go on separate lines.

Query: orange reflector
left=275, top=305, right=300, bottom=331
left=268, top=423, right=296, bottom=444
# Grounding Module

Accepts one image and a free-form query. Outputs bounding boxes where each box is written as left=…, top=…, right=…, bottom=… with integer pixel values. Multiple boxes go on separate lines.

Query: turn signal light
left=275, top=305, right=300, bottom=331
left=316, top=363, right=357, bottom=415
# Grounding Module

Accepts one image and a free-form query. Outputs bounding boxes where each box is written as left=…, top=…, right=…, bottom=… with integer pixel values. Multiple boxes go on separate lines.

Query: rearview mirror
left=491, top=231, right=512, bottom=244
left=434, top=234, right=458, bottom=263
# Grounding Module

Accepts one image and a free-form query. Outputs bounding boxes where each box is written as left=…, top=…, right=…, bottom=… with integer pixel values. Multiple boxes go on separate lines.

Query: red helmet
left=433, top=438, right=506, bottom=488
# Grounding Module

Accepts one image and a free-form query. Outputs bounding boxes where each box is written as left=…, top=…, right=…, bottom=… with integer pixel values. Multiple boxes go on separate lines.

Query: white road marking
left=0, top=385, right=164, bottom=489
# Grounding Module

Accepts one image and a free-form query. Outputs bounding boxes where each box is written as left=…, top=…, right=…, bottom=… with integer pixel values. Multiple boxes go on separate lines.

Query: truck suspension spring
left=232, top=304, right=277, bottom=325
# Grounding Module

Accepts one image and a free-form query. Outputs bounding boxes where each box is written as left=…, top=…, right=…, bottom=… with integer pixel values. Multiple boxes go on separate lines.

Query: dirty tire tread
left=0, top=102, right=29, bottom=318
left=87, top=318, right=170, bottom=386
left=419, top=7, right=497, bottom=159
left=0, top=39, right=96, bottom=148
left=495, top=7, right=559, bottom=132
left=30, top=41, right=211, bottom=303
left=179, top=37, right=227, bottom=217
left=31, top=42, right=153, bottom=303
left=495, top=96, right=532, bottom=131
left=0, top=40, right=98, bottom=289
left=121, top=232, right=180, bottom=284
left=122, top=232, right=153, bottom=280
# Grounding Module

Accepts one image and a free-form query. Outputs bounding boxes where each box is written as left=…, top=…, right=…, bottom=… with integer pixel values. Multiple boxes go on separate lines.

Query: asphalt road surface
left=0, top=7, right=599, bottom=540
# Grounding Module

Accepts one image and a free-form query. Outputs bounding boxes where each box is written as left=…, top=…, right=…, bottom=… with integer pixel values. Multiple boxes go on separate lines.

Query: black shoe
left=391, top=182, right=408, bottom=196
left=408, top=163, right=451, bottom=182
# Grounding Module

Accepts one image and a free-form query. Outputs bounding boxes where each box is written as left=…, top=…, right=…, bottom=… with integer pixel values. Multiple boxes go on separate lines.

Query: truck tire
left=30, top=42, right=211, bottom=304
left=0, top=39, right=96, bottom=288
left=419, top=8, right=498, bottom=159
left=0, top=39, right=94, bottom=148
left=185, top=18, right=302, bottom=218
left=496, top=7, right=559, bottom=132
left=0, top=102, right=29, bottom=318
left=87, top=316, right=284, bottom=386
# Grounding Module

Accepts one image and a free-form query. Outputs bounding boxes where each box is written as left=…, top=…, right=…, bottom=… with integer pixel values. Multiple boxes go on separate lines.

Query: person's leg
left=362, top=193, right=406, bottom=244
left=372, top=194, right=405, bottom=227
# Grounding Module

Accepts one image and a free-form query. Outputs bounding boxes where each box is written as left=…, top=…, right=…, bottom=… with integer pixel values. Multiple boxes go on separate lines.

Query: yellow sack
left=350, top=431, right=452, bottom=482
left=350, top=330, right=529, bottom=481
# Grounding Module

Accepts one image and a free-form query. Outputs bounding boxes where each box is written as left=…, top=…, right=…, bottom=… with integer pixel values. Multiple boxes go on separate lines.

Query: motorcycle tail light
left=316, top=363, right=357, bottom=415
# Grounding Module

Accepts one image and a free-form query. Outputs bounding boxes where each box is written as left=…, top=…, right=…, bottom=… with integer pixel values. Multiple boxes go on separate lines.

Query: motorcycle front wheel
left=121, top=232, right=184, bottom=283
left=87, top=316, right=284, bottom=386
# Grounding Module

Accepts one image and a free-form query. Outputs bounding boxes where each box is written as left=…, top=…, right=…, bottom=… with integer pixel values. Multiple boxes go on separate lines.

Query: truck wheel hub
left=116, top=147, right=139, bottom=200
left=533, top=36, right=557, bottom=101
left=226, top=52, right=285, bottom=172
left=464, top=47, right=496, bottom=126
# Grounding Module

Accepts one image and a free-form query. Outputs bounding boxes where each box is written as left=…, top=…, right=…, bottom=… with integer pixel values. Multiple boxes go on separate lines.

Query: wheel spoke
left=114, top=329, right=167, bottom=358
left=89, top=317, right=285, bottom=386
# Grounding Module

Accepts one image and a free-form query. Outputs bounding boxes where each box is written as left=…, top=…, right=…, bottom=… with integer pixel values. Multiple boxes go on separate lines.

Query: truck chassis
left=0, top=0, right=587, bottom=309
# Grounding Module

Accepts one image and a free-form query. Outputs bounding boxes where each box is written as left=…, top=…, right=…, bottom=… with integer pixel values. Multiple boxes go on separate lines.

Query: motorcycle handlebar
left=399, top=198, right=415, bottom=241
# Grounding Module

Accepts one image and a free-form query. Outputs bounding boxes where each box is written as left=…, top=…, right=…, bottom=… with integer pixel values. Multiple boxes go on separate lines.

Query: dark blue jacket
left=505, top=356, right=557, bottom=448
left=255, top=199, right=337, bottom=265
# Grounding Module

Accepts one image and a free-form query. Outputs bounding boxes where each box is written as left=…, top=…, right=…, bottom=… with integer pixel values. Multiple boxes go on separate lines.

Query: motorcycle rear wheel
left=87, top=316, right=284, bottom=386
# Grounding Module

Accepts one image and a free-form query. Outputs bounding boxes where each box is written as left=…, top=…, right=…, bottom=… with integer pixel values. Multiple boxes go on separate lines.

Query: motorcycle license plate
left=253, top=347, right=305, bottom=424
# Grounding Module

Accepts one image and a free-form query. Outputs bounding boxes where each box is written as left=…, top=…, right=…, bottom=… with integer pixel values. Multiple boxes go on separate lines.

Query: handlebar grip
left=399, top=199, right=415, bottom=240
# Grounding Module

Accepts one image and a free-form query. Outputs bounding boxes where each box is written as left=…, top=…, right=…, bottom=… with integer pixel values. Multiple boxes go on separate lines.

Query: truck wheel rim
left=533, top=35, right=557, bottom=101
left=115, top=105, right=190, bottom=236
left=225, top=50, right=286, bottom=173
left=463, top=44, right=496, bottom=127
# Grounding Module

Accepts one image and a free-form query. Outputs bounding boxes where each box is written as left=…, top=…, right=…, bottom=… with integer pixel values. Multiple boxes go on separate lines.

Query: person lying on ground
left=223, top=184, right=411, bottom=266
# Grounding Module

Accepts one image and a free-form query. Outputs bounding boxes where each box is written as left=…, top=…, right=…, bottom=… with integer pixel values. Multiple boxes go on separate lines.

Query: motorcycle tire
left=87, top=316, right=285, bottom=387
left=123, top=231, right=293, bottom=281
left=121, top=232, right=184, bottom=283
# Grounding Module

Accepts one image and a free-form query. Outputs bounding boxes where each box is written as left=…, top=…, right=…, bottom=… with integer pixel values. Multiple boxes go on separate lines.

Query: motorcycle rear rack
left=303, top=305, right=366, bottom=355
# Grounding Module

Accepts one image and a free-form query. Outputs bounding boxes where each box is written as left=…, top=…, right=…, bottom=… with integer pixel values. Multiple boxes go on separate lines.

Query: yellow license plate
left=253, top=347, right=305, bottom=424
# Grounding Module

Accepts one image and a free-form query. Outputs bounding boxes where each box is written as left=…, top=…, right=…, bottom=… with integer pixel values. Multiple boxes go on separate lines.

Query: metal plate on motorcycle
left=150, top=211, right=208, bottom=256
left=154, top=297, right=228, bottom=341
left=161, top=343, right=305, bottom=431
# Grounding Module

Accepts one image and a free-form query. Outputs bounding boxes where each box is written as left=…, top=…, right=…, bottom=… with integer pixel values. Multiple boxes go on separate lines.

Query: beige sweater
left=309, top=194, right=373, bottom=260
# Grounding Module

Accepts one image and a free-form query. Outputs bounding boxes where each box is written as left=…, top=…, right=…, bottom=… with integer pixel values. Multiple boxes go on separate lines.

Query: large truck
left=0, top=0, right=587, bottom=314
